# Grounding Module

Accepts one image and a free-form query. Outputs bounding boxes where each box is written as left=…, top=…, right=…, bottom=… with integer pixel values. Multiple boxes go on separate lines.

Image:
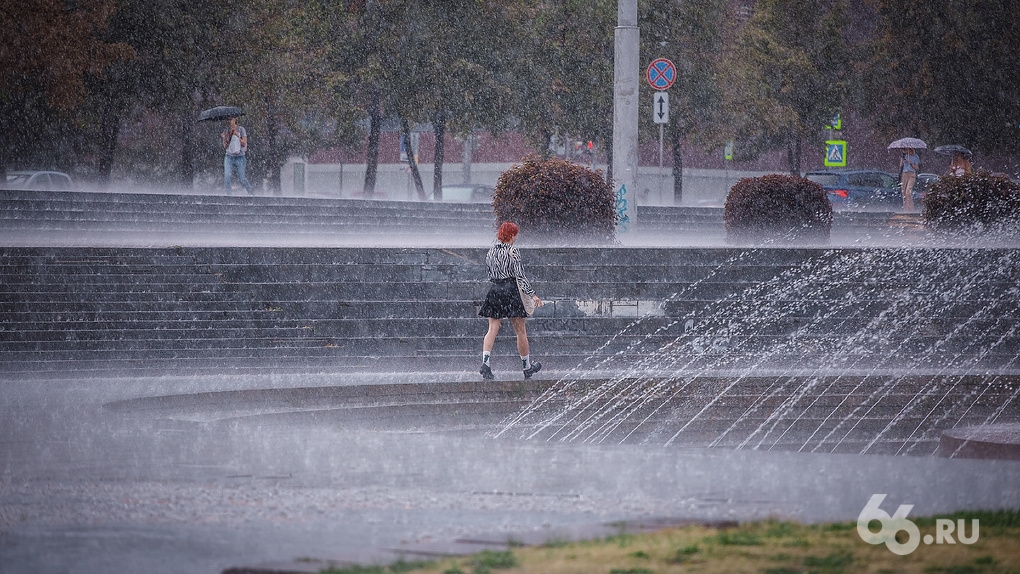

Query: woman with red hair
left=478, top=222, right=543, bottom=380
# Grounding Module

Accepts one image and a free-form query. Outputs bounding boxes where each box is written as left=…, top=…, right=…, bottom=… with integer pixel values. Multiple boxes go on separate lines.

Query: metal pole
left=658, top=124, right=663, bottom=169
left=613, top=0, right=639, bottom=231
left=659, top=123, right=664, bottom=205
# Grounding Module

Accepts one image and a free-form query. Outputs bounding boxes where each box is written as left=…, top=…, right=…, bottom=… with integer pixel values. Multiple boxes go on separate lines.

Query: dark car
left=3, top=170, right=74, bottom=191
left=805, top=169, right=922, bottom=210
left=914, top=172, right=940, bottom=197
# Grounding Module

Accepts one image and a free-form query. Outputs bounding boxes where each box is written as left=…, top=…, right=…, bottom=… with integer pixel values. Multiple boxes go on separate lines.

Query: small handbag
left=518, top=280, right=535, bottom=316
left=226, top=134, right=242, bottom=155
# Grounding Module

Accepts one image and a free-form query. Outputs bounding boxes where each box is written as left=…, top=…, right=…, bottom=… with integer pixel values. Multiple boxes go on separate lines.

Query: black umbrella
left=197, top=106, right=245, bottom=122
left=933, top=144, right=972, bottom=158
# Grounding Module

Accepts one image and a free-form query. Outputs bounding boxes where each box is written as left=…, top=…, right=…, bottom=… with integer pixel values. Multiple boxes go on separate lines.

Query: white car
left=434, top=184, right=494, bottom=203
left=4, top=170, right=74, bottom=191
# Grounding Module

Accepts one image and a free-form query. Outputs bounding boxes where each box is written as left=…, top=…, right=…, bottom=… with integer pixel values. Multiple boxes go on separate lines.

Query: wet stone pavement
left=3, top=199, right=1020, bottom=572
left=2, top=370, right=1019, bottom=574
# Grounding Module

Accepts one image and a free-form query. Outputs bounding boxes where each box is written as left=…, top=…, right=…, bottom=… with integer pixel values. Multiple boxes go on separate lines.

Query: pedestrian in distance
left=949, top=151, right=972, bottom=177
left=222, top=116, right=254, bottom=195
left=899, top=147, right=921, bottom=212
left=478, top=222, right=543, bottom=381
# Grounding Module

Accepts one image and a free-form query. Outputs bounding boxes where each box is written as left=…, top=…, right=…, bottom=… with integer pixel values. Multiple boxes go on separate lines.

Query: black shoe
left=523, top=361, right=541, bottom=379
left=480, top=364, right=494, bottom=380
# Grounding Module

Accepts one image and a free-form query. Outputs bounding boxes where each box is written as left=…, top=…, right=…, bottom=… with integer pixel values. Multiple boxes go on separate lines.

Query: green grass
left=320, top=512, right=1020, bottom=574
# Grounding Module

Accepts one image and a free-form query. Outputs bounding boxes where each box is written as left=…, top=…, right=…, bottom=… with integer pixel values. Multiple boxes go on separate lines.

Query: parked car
left=3, top=170, right=74, bottom=191
left=805, top=169, right=922, bottom=210
left=433, top=184, right=494, bottom=203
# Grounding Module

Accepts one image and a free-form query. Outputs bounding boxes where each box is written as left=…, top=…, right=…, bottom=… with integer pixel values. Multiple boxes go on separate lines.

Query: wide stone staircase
left=0, top=189, right=496, bottom=238
left=3, top=245, right=1018, bottom=377
left=0, top=189, right=904, bottom=240
left=2, top=190, right=1017, bottom=457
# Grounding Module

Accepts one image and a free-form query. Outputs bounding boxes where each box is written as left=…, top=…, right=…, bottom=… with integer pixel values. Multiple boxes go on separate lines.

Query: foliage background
left=2, top=0, right=1018, bottom=193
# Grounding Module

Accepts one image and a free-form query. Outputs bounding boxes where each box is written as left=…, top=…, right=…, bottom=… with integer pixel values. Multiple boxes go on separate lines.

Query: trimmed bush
left=922, top=170, right=1020, bottom=232
left=492, top=155, right=616, bottom=243
left=724, top=174, right=833, bottom=243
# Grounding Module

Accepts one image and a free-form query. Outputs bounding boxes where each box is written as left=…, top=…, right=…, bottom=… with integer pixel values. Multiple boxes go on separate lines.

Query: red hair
left=497, top=222, right=519, bottom=243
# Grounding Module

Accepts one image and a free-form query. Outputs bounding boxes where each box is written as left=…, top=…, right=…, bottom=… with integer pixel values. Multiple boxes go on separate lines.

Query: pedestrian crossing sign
left=825, top=140, right=847, bottom=166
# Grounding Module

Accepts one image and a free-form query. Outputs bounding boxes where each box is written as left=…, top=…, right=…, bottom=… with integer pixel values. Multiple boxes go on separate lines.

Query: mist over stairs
left=0, top=188, right=910, bottom=245
left=3, top=243, right=1018, bottom=457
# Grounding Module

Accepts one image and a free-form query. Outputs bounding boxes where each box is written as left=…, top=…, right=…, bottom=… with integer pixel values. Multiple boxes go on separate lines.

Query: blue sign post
left=825, top=140, right=847, bottom=167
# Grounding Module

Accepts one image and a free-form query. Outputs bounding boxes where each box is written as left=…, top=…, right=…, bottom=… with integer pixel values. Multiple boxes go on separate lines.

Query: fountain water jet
left=495, top=248, right=1020, bottom=457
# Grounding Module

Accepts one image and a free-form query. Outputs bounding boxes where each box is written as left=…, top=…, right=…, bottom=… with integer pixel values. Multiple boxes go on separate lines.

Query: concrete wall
left=283, top=157, right=771, bottom=206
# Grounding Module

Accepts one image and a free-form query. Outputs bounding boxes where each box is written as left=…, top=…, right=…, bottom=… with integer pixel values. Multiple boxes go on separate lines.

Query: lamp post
left=613, top=0, right=639, bottom=231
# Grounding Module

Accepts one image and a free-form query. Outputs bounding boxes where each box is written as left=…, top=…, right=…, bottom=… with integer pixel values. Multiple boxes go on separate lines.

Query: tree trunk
left=432, top=110, right=446, bottom=201
left=462, top=132, right=473, bottom=184
left=605, top=142, right=613, bottom=187
left=794, top=137, right=802, bottom=176
left=96, top=91, right=123, bottom=189
left=363, top=91, right=381, bottom=196
left=787, top=134, right=803, bottom=176
left=671, top=128, right=683, bottom=205
left=0, top=128, right=7, bottom=182
left=179, top=109, right=194, bottom=190
left=263, top=96, right=280, bottom=195
left=540, top=126, right=554, bottom=159
left=401, top=117, right=427, bottom=200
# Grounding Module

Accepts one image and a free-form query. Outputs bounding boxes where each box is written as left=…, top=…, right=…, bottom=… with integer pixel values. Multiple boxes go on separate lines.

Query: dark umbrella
left=933, top=144, right=973, bottom=158
left=197, top=106, right=245, bottom=122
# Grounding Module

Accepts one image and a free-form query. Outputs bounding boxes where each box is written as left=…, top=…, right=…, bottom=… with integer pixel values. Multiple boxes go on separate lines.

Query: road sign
left=825, top=140, right=847, bottom=167
left=725, top=140, right=733, bottom=160
left=653, top=92, right=669, bottom=124
left=646, top=58, right=676, bottom=90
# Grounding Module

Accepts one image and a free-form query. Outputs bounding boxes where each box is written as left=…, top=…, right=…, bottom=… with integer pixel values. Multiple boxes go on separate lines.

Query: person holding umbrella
left=934, top=145, right=974, bottom=177
left=222, top=116, right=254, bottom=195
left=889, top=137, right=926, bottom=213
left=948, top=152, right=972, bottom=177
left=199, top=107, right=255, bottom=195
left=899, top=148, right=921, bottom=212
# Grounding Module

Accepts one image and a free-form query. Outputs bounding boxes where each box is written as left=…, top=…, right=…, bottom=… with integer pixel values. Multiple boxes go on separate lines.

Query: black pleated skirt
left=478, top=278, right=527, bottom=319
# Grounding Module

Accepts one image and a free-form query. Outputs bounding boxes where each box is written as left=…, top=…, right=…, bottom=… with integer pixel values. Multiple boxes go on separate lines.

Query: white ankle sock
left=521, top=355, right=531, bottom=369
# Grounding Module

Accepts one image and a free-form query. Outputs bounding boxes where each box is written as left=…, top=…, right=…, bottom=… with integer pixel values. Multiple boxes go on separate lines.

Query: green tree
left=721, top=0, right=851, bottom=175
left=388, top=1, right=524, bottom=199
left=215, top=0, right=338, bottom=194
left=152, top=0, right=237, bottom=188
left=317, top=0, right=528, bottom=198
left=328, top=0, right=400, bottom=196
left=0, top=0, right=132, bottom=178
left=641, top=0, right=728, bottom=203
left=512, top=1, right=616, bottom=168
left=863, top=0, right=1020, bottom=157
left=87, top=0, right=237, bottom=188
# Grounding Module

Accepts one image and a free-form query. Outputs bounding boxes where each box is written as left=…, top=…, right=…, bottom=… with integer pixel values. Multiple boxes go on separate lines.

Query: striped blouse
left=485, top=242, right=535, bottom=295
